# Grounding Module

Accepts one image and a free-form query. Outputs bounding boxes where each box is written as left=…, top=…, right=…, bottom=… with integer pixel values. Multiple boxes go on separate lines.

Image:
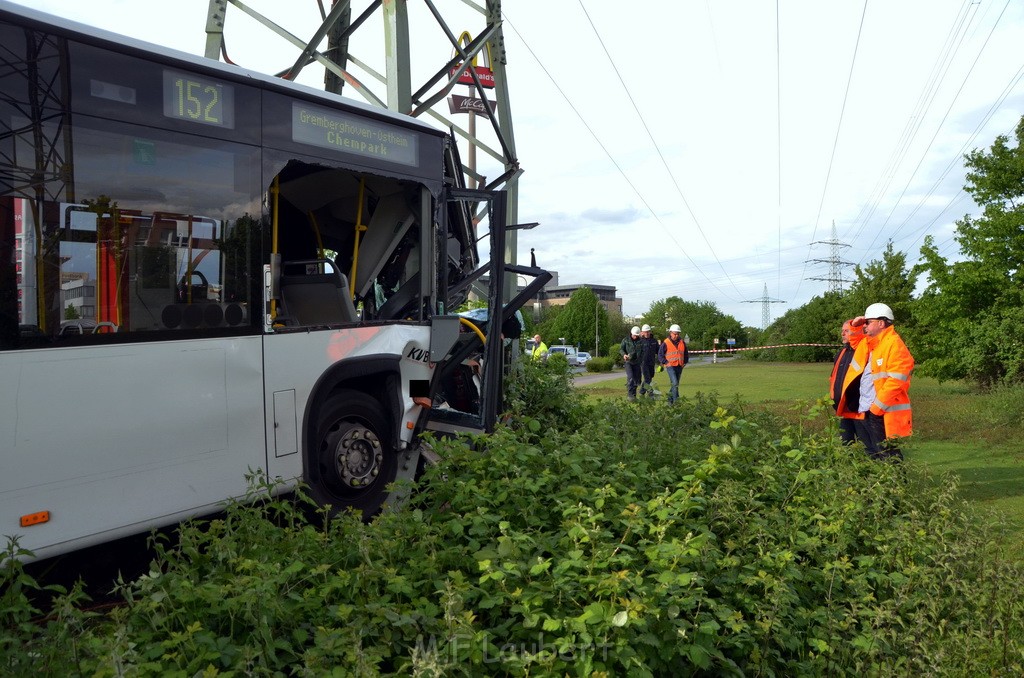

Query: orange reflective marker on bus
left=20, top=511, right=50, bottom=528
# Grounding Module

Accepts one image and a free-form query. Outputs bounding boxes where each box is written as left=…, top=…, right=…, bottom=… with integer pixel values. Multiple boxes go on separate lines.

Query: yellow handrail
left=458, top=317, right=486, bottom=344
left=349, top=176, right=367, bottom=298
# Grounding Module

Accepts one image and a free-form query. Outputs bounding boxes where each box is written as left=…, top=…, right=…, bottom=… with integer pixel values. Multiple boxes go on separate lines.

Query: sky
left=11, top=0, right=1024, bottom=329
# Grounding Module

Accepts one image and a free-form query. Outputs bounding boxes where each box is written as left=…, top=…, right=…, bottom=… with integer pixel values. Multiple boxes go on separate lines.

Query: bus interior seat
left=279, top=260, right=358, bottom=326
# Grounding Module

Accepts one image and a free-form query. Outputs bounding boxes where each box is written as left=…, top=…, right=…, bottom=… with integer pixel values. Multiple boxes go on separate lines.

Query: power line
left=793, top=0, right=869, bottom=301
left=500, top=12, right=741, bottom=302
left=574, top=1, right=744, bottom=298
left=858, top=0, right=1014, bottom=262
left=842, top=0, right=978, bottom=248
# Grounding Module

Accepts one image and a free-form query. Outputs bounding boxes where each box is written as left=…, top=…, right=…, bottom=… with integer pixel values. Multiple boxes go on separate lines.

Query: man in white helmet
left=621, top=325, right=643, bottom=401
left=658, top=324, right=689, bottom=404
left=845, top=302, right=914, bottom=461
left=638, top=324, right=660, bottom=398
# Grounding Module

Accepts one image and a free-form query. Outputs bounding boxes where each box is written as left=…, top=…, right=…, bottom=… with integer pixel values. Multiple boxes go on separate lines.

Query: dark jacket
left=620, top=335, right=641, bottom=362
left=829, top=342, right=856, bottom=411
left=639, top=336, right=660, bottom=367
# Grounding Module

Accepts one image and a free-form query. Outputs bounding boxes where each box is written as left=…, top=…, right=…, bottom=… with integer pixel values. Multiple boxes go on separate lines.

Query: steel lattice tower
left=807, top=221, right=853, bottom=294
left=202, top=0, right=521, bottom=274
left=743, top=283, right=785, bottom=330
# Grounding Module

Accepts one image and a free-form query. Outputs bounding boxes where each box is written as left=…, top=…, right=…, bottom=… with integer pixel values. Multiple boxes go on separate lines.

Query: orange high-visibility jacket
left=865, top=324, right=914, bottom=438
left=830, top=326, right=866, bottom=420
left=661, top=337, right=688, bottom=367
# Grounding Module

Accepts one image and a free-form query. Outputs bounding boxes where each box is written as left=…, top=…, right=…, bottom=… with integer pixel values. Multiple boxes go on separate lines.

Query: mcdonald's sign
left=450, top=30, right=496, bottom=89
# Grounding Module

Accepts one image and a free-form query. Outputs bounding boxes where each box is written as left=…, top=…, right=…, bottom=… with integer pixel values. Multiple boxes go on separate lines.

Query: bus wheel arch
left=306, top=388, right=398, bottom=518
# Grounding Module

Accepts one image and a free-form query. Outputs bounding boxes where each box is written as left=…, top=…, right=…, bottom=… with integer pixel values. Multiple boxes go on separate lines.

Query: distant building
left=61, top=272, right=96, bottom=320
left=516, top=272, right=622, bottom=321
left=476, top=272, right=623, bottom=321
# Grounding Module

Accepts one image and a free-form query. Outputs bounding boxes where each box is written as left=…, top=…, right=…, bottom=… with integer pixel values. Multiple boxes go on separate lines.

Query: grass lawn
left=578, top=358, right=1024, bottom=558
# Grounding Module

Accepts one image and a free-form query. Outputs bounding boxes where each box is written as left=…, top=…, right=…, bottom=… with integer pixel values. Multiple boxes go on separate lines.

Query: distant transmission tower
left=743, top=283, right=785, bottom=330
left=807, top=221, right=853, bottom=294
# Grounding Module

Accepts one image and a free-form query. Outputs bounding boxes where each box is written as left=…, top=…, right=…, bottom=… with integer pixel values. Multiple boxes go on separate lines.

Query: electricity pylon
left=807, top=221, right=853, bottom=294
left=202, top=0, right=521, bottom=265
left=743, top=283, right=785, bottom=330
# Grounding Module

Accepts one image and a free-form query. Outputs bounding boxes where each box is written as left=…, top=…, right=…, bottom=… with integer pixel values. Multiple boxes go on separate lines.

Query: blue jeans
left=854, top=412, right=903, bottom=461
left=665, top=365, right=682, bottom=403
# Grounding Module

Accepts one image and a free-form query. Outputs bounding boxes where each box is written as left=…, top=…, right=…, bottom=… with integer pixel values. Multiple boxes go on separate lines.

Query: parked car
left=576, top=351, right=592, bottom=365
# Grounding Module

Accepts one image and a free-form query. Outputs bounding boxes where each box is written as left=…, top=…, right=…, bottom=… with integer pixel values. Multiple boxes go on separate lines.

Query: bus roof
left=0, top=0, right=444, bottom=138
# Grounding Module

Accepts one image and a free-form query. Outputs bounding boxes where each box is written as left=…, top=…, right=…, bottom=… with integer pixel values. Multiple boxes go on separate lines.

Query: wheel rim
left=320, top=419, right=383, bottom=494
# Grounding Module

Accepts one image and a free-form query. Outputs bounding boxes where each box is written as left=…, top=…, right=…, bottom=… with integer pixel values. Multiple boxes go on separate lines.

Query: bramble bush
left=4, top=369, right=1024, bottom=676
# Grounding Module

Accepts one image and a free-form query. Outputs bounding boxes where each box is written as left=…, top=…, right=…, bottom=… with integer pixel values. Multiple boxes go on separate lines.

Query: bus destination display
left=292, top=103, right=418, bottom=167
left=163, top=70, right=235, bottom=129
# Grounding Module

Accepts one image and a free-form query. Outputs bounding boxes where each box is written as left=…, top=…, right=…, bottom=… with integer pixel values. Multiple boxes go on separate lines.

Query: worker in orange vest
left=657, top=324, right=689, bottom=404
left=846, top=303, right=914, bottom=461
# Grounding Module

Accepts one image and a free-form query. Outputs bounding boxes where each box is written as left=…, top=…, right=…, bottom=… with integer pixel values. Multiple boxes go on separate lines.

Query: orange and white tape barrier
left=689, top=343, right=839, bottom=355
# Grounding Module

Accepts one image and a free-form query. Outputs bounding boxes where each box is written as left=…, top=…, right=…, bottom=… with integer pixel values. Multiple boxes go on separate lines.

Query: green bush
left=6, top=371, right=1024, bottom=676
left=605, top=345, right=624, bottom=367
left=585, top=357, right=614, bottom=372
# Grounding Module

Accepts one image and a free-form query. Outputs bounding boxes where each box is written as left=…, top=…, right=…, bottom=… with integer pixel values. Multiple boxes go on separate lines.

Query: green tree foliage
left=756, top=244, right=917, bottom=362
left=845, top=241, right=919, bottom=329
left=641, top=297, right=747, bottom=351
left=914, top=116, right=1024, bottom=386
left=63, top=304, right=80, bottom=321
left=543, top=287, right=609, bottom=354
left=759, top=292, right=848, bottom=361
left=605, top=313, right=632, bottom=359
left=534, top=303, right=563, bottom=344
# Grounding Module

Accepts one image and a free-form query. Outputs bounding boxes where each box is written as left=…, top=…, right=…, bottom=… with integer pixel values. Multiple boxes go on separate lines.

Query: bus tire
left=307, top=389, right=397, bottom=518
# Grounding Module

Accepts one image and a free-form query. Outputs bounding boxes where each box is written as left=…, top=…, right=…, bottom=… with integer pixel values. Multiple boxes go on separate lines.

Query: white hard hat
left=631, top=326, right=641, bottom=335
left=641, top=324, right=651, bottom=332
left=864, top=303, right=894, bottom=321
left=669, top=324, right=681, bottom=333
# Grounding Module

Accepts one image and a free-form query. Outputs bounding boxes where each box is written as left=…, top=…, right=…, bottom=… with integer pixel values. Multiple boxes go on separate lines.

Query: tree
left=64, top=304, right=80, bottom=320
left=913, top=115, right=1024, bottom=386
left=605, top=313, right=632, bottom=360
left=844, top=241, right=918, bottom=330
left=544, top=287, right=610, bottom=354
left=759, top=292, right=848, bottom=362
left=640, top=297, right=746, bottom=351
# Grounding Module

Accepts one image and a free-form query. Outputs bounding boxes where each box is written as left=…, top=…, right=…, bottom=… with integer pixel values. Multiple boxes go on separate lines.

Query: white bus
left=0, top=1, right=547, bottom=561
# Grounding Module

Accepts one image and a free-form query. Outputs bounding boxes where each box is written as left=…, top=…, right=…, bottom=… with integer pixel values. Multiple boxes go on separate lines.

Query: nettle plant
left=5, top=371, right=1024, bottom=675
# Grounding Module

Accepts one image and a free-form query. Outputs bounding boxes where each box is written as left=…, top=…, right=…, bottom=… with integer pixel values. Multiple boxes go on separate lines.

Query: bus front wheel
left=308, top=390, right=397, bottom=517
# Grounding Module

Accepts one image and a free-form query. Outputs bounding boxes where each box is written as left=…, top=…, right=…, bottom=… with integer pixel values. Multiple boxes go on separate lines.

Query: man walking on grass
left=621, top=326, right=642, bottom=401
left=658, top=324, right=689, bottom=405
left=638, top=324, right=660, bottom=399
